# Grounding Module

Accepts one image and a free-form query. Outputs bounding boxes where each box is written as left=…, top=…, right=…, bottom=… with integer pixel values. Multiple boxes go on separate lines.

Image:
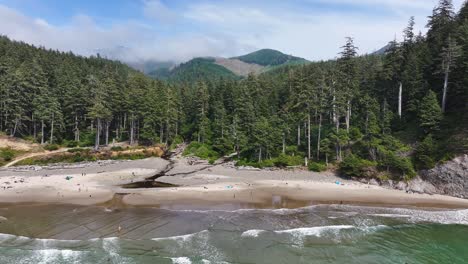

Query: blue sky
left=0, top=0, right=465, bottom=62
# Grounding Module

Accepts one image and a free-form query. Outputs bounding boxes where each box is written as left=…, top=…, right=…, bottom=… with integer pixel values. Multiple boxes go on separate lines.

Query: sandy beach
left=1, top=157, right=468, bottom=209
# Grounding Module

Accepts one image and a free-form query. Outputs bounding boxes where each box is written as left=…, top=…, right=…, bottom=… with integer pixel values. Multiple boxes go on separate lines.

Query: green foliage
left=235, top=154, right=303, bottom=169
left=155, top=58, right=238, bottom=83
left=0, top=1, right=467, bottom=182
left=110, top=146, right=124, bottom=152
left=0, top=148, right=15, bottom=162
left=378, top=150, right=416, bottom=180
left=308, top=162, right=327, bottom=172
left=413, top=134, right=437, bottom=170
left=67, top=148, right=89, bottom=153
left=418, top=90, right=442, bottom=134
left=339, top=155, right=377, bottom=178
left=43, top=144, right=59, bottom=151
left=272, top=154, right=304, bottom=167
left=183, top=142, right=219, bottom=160
left=63, top=140, right=79, bottom=148
left=235, top=49, right=307, bottom=66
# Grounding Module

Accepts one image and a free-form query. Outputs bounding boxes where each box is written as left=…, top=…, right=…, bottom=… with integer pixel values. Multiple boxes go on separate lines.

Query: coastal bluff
left=419, top=155, right=468, bottom=199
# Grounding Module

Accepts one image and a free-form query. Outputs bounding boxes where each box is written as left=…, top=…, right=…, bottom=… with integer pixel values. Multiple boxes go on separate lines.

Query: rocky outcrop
left=363, top=155, right=468, bottom=199
left=418, top=155, right=468, bottom=199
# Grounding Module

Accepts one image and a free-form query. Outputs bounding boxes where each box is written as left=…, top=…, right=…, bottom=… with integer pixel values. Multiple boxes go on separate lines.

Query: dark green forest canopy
left=0, top=0, right=467, bottom=180
left=233, top=49, right=308, bottom=66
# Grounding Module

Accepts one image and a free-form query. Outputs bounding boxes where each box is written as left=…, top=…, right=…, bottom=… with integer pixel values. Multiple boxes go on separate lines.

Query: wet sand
left=1, top=157, right=468, bottom=209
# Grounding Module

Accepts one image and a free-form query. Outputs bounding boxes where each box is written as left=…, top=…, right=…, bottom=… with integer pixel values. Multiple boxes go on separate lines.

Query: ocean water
left=0, top=204, right=467, bottom=264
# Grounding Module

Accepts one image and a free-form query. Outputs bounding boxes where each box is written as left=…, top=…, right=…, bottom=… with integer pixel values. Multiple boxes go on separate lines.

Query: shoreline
left=1, top=157, right=468, bottom=210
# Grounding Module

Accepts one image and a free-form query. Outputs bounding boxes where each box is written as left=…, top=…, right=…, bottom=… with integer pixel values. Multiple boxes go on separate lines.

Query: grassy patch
left=43, top=144, right=60, bottom=151
left=0, top=148, right=25, bottom=166
left=15, top=147, right=163, bottom=166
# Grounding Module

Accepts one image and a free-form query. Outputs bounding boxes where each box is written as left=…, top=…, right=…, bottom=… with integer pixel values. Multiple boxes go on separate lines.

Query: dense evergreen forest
left=1, top=0, right=467, bottom=181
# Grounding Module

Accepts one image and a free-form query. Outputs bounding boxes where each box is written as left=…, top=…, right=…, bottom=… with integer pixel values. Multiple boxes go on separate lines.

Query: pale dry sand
left=1, top=157, right=468, bottom=209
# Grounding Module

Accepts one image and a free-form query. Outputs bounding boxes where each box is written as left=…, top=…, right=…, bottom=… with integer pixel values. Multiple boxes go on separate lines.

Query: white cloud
left=143, top=0, right=176, bottom=23
left=0, top=0, right=465, bottom=63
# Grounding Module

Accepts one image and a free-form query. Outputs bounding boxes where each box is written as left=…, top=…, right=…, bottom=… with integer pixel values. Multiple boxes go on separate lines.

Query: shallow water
left=0, top=203, right=467, bottom=264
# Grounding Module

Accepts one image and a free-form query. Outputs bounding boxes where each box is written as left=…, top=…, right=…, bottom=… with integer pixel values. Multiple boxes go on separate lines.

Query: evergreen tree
left=418, top=90, right=443, bottom=134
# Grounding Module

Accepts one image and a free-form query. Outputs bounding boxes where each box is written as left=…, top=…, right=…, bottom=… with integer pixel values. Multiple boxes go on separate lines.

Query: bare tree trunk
left=398, top=82, right=403, bottom=118
left=442, top=66, right=450, bottom=113
left=365, top=111, right=369, bottom=135
left=332, top=87, right=337, bottom=124
left=166, top=119, right=169, bottom=145
left=297, top=124, right=301, bottom=146
left=11, top=118, right=18, bottom=137
left=50, top=114, right=54, bottom=144
left=307, top=112, right=311, bottom=160
left=317, top=113, right=322, bottom=160
left=74, top=114, right=80, bottom=142
left=41, top=120, right=45, bottom=145
left=346, top=100, right=351, bottom=133
left=336, top=115, right=340, bottom=133
left=258, top=147, right=262, bottom=163
left=160, top=125, right=164, bottom=144
left=336, top=144, right=340, bottom=162
left=95, top=118, right=101, bottom=150
left=130, top=114, right=135, bottom=145
left=32, top=114, right=36, bottom=141
left=105, top=121, right=109, bottom=146
left=282, top=132, right=286, bottom=154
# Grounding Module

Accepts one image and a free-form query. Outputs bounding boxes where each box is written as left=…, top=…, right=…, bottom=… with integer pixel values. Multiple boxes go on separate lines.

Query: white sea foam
left=275, top=225, right=355, bottom=237
left=33, top=249, right=82, bottom=264
left=171, top=257, right=192, bottom=264
left=161, top=205, right=319, bottom=215
left=332, top=205, right=468, bottom=225
left=369, top=214, right=411, bottom=218
left=152, top=230, right=208, bottom=242
left=241, top=229, right=265, bottom=238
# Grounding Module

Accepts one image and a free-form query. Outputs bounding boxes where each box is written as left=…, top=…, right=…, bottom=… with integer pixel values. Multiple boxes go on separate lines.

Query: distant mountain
left=233, top=49, right=307, bottom=66
left=148, top=58, right=238, bottom=82
left=372, top=43, right=392, bottom=55
left=147, top=49, right=308, bottom=82
left=129, top=60, right=176, bottom=74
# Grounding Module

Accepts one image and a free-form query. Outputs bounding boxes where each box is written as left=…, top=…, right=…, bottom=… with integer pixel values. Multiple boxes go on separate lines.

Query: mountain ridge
left=145, top=48, right=308, bottom=82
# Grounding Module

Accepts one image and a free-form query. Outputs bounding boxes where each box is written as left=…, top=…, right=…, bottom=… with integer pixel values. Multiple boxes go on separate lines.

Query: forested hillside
left=0, top=0, right=467, bottom=181
left=234, top=49, right=307, bottom=66
left=150, top=57, right=239, bottom=82
left=148, top=49, right=308, bottom=82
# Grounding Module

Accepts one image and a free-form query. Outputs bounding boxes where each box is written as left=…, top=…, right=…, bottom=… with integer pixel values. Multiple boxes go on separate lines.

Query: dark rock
left=419, top=155, right=468, bottom=198
left=369, top=178, right=380, bottom=186
left=395, top=181, right=408, bottom=191
left=407, top=176, right=437, bottom=194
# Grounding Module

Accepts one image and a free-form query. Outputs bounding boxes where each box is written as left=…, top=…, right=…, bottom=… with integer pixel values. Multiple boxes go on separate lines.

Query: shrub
left=63, top=140, right=79, bottom=148
left=44, top=144, right=59, bottom=151
left=379, top=151, right=416, bottom=180
left=339, top=155, right=377, bottom=178
left=272, top=154, right=304, bottom=167
left=110, top=146, right=124, bottom=152
left=413, top=135, right=437, bottom=170
left=308, top=162, right=327, bottom=172
left=0, top=148, right=15, bottom=162
left=349, top=127, right=363, bottom=141
left=67, top=148, right=89, bottom=153
left=184, top=142, right=219, bottom=161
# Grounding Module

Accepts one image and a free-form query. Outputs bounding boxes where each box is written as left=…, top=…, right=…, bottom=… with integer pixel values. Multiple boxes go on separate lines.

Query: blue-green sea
left=0, top=204, right=467, bottom=263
